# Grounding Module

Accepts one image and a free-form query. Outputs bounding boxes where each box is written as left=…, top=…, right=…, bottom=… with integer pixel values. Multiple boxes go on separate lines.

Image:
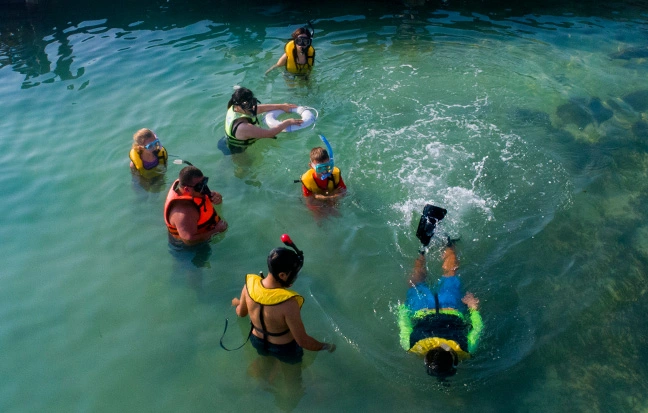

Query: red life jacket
left=164, top=180, right=220, bottom=240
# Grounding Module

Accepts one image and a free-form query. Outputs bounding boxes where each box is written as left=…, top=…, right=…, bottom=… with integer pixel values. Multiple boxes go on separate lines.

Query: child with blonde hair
left=129, top=128, right=168, bottom=179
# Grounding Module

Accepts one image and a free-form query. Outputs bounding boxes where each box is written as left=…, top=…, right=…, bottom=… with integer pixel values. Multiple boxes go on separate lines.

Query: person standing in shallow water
left=398, top=238, right=483, bottom=378
left=129, top=128, right=168, bottom=179
left=163, top=166, right=227, bottom=247
left=232, top=242, right=336, bottom=364
left=265, top=27, right=315, bottom=78
left=224, top=87, right=302, bottom=151
left=300, top=147, right=347, bottom=199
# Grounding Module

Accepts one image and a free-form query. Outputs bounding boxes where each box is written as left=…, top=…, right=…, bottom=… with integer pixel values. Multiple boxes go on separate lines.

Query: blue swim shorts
left=250, top=335, right=304, bottom=364
left=406, top=275, right=465, bottom=312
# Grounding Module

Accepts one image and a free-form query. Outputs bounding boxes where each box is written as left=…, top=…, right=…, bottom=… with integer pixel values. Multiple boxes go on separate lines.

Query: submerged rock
left=588, top=98, right=613, bottom=124
left=622, top=90, right=648, bottom=112
left=631, top=120, right=648, bottom=139
left=509, top=108, right=551, bottom=127
left=556, top=100, right=594, bottom=129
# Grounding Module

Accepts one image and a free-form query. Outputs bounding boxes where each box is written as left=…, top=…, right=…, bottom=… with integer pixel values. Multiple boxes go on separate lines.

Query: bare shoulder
left=278, top=296, right=302, bottom=316
left=168, top=199, right=198, bottom=220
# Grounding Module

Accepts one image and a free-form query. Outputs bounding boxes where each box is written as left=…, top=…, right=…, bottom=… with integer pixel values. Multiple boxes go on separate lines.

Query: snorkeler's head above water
left=228, top=87, right=260, bottom=116
left=267, top=234, right=304, bottom=287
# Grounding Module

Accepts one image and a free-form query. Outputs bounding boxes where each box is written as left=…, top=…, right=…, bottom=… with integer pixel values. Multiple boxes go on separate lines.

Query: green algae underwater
left=1, top=0, right=648, bottom=411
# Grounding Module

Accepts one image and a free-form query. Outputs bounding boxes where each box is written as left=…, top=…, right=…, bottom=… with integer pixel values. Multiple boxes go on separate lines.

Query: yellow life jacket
left=301, top=167, right=342, bottom=195
left=285, top=41, right=315, bottom=74
left=245, top=274, right=304, bottom=307
left=224, top=106, right=259, bottom=147
left=408, top=337, right=471, bottom=360
left=129, top=147, right=168, bottom=179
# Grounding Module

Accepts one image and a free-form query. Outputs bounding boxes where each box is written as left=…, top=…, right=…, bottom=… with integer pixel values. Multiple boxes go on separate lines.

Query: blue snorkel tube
left=318, top=134, right=334, bottom=180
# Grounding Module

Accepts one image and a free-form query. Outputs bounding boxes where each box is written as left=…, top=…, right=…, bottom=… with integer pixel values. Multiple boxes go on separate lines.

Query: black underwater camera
left=416, top=204, right=447, bottom=246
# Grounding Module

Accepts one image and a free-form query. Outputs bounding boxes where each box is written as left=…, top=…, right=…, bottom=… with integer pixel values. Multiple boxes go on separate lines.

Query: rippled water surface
left=2, top=1, right=648, bottom=412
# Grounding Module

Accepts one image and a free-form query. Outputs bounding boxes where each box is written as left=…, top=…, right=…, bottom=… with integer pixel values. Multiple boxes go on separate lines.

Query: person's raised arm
left=283, top=298, right=335, bottom=352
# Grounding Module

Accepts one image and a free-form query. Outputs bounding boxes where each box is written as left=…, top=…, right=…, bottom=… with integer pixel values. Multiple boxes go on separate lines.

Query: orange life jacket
left=164, top=180, right=220, bottom=240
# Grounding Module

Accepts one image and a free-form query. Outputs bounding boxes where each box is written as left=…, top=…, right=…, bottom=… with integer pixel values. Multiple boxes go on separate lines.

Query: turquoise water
left=2, top=1, right=648, bottom=411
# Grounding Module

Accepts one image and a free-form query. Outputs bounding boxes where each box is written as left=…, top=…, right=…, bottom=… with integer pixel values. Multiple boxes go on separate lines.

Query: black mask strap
left=306, top=20, right=315, bottom=38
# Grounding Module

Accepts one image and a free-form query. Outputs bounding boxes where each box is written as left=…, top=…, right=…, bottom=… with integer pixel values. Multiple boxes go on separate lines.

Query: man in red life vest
left=164, top=166, right=228, bottom=246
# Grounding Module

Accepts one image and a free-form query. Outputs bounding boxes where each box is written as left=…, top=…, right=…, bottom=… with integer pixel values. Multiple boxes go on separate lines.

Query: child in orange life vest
left=300, top=147, right=346, bottom=199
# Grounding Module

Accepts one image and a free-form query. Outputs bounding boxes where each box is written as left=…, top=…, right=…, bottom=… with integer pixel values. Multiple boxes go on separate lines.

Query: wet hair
left=227, top=87, right=256, bottom=109
left=291, top=27, right=312, bottom=41
left=424, top=347, right=458, bottom=378
left=178, top=166, right=204, bottom=187
left=310, top=147, right=329, bottom=164
left=132, top=128, right=156, bottom=150
left=267, top=247, right=303, bottom=287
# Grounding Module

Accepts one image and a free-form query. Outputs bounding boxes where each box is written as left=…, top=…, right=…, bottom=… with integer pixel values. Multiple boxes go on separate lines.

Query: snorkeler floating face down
left=424, top=343, right=459, bottom=378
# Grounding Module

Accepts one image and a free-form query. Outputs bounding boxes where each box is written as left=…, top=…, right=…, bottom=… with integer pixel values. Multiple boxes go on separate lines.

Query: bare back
left=243, top=287, right=299, bottom=345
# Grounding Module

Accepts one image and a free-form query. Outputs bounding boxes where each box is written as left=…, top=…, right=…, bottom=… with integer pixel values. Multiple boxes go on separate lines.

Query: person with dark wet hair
left=265, top=26, right=315, bottom=77
left=224, top=87, right=302, bottom=150
left=398, top=238, right=483, bottom=378
left=232, top=237, right=335, bottom=363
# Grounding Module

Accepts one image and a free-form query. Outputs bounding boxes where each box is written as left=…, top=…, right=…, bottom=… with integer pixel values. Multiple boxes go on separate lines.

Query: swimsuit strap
left=259, top=304, right=269, bottom=350
left=255, top=304, right=291, bottom=349
left=252, top=324, right=290, bottom=337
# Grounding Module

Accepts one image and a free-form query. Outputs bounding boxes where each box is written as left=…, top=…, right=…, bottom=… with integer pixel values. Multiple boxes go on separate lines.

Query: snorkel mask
left=239, top=97, right=260, bottom=117
left=295, top=35, right=312, bottom=48
left=144, top=137, right=161, bottom=151
left=314, top=160, right=334, bottom=176
left=193, top=176, right=213, bottom=197
left=267, top=234, right=304, bottom=287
